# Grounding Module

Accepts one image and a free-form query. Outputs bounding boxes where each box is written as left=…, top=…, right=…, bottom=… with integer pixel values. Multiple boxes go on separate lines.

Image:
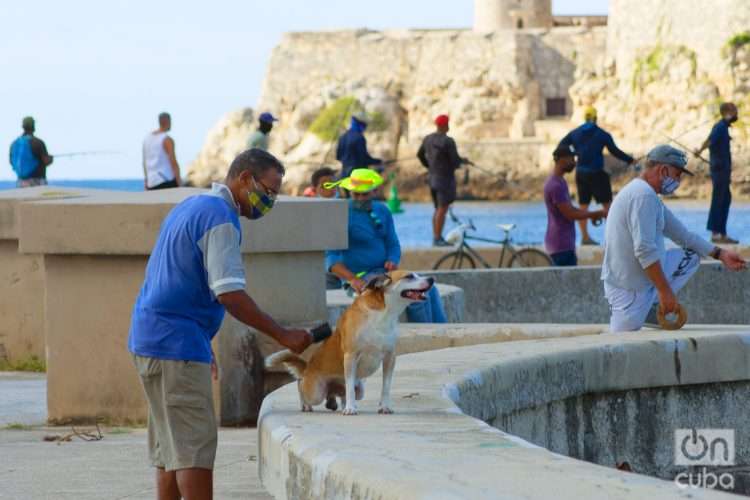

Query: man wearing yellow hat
left=324, top=169, right=447, bottom=323
left=559, top=106, right=634, bottom=245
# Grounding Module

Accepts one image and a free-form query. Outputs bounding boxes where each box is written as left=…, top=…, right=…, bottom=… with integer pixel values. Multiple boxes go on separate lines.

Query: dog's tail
left=265, top=350, right=307, bottom=379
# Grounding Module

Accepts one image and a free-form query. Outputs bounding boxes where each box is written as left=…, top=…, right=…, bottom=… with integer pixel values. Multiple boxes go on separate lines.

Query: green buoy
left=386, top=173, right=404, bottom=214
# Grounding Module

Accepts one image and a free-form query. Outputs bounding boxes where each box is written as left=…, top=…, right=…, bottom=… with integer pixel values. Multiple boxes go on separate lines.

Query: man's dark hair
left=311, top=167, right=336, bottom=187
left=158, top=112, right=171, bottom=124
left=719, top=102, right=737, bottom=115
left=227, top=149, right=285, bottom=180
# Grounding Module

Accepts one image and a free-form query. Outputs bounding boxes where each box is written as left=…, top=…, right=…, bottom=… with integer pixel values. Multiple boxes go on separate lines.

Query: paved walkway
left=0, top=374, right=272, bottom=499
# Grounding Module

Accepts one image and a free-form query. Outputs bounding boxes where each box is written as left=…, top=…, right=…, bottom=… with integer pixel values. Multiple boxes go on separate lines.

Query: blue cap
left=259, top=112, right=278, bottom=123
left=646, top=144, right=693, bottom=176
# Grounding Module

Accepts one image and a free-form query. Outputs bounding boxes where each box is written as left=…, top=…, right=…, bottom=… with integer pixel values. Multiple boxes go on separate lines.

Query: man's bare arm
left=557, top=202, right=605, bottom=222
left=218, top=290, right=312, bottom=353
left=162, top=137, right=181, bottom=185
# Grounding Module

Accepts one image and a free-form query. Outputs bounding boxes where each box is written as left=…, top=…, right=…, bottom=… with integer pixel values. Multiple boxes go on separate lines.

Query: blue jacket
left=325, top=201, right=400, bottom=275
left=336, top=120, right=381, bottom=177
left=559, top=123, right=633, bottom=173
left=708, top=119, right=732, bottom=171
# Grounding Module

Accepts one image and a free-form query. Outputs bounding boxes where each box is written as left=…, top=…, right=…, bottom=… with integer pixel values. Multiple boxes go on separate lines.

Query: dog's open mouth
left=401, top=286, right=432, bottom=301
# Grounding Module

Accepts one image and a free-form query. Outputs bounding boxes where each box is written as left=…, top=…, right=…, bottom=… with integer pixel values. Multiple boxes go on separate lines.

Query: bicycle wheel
left=509, top=248, right=553, bottom=268
left=433, top=251, right=477, bottom=270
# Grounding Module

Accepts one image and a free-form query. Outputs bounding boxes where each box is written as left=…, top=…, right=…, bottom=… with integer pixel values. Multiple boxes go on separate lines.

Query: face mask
left=246, top=179, right=275, bottom=219
left=660, top=168, right=681, bottom=195
left=352, top=199, right=372, bottom=211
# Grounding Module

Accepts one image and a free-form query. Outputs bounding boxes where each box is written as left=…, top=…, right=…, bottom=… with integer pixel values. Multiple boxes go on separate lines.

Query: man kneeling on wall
left=602, top=145, right=746, bottom=332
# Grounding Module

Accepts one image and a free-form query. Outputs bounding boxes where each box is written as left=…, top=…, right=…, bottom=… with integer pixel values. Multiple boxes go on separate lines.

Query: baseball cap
left=259, top=112, right=278, bottom=123
left=646, top=144, right=694, bottom=176
left=435, top=114, right=450, bottom=127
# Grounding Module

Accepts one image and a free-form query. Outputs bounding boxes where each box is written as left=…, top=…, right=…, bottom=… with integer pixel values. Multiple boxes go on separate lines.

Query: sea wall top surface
left=0, top=186, right=110, bottom=240
left=13, top=187, right=347, bottom=255
left=259, top=327, right=749, bottom=499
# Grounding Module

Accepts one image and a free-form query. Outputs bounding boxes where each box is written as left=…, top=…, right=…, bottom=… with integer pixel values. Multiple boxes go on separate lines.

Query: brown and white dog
left=266, top=271, right=434, bottom=415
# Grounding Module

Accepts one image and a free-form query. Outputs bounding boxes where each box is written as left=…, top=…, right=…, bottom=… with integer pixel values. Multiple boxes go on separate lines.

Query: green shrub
left=309, top=97, right=359, bottom=141
left=0, top=355, right=46, bottom=372
left=727, top=31, right=750, bottom=50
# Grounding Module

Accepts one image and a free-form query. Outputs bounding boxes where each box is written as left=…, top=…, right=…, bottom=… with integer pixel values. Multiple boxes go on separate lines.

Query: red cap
left=435, top=114, right=450, bottom=127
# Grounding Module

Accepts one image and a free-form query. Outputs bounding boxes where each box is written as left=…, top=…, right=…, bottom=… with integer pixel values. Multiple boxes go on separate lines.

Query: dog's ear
left=365, top=274, right=391, bottom=290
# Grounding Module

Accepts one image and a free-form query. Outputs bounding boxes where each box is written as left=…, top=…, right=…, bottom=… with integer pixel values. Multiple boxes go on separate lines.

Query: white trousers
left=604, top=248, right=701, bottom=333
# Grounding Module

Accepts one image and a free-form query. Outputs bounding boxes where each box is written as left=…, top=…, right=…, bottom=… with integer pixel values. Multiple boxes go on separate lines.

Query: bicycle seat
left=497, top=224, right=516, bottom=232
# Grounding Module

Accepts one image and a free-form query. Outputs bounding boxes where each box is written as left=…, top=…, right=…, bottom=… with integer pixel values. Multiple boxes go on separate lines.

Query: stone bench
left=326, top=283, right=465, bottom=326
left=259, top=325, right=750, bottom=499
left=0, top=187, right=107, bottom=365
left=14, top=188, right=347, bottom=425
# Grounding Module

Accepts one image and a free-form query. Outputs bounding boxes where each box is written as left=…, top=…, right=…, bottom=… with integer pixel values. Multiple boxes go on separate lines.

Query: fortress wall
left=608, top=0, right=750, bottom=87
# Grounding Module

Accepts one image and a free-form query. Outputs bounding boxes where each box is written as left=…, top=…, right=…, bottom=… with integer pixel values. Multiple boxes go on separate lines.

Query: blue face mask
left=661, top=169, right=681, bottom=195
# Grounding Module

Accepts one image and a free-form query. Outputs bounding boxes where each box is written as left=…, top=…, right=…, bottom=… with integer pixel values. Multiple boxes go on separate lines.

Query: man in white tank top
left=143, top=112, right=181, bottom=190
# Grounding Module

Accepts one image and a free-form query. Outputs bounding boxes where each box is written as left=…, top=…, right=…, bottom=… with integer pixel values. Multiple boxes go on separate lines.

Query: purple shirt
left=544, top=175, right=575, bottom=254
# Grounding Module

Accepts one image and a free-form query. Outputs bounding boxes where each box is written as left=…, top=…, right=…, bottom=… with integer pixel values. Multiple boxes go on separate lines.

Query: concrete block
left=16, top=189, right=346, bottom=424
left=425, top=262, right=750, bottom=324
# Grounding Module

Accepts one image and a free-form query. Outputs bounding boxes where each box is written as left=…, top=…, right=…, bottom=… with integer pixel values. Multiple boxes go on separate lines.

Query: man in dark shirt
left=696, top=102, right=738, bottom=243
left=336, top=112, right=382, bottom=180
left=417, top=114, right=470, bottom=246
left=559, top=107, right=634, bottom=245
left=9, top=117, right=54, bottom=187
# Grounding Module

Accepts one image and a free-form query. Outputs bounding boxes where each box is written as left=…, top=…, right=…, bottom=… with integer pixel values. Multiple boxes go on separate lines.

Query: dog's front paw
left=377, top=406, right=394, bottom=414
left=301, top=404, right=313, bottom=412
left=341, top=406, right=358, bottom=416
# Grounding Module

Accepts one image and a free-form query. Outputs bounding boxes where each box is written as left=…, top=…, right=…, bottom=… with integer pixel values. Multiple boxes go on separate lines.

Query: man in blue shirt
left=325, top=169, right=446, bottom=323
left=696, top=102, right=739, bottom=244
left=336, top=112, right=382, bottom=180
left=129, top=149, right=315, bottom=499
left=559, top=106, right=634, bottom=245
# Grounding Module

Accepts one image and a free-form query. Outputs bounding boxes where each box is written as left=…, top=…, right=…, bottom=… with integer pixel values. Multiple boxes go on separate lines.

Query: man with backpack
left=9, top=117, right=54, bottom=187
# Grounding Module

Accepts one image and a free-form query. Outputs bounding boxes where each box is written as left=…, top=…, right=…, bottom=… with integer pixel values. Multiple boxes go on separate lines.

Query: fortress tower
left=474, top=0, right=553, bottom=32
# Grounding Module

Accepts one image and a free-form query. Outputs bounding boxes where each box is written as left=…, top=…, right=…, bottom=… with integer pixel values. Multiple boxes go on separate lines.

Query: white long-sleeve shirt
left=601, top=178, right=714, bottom=291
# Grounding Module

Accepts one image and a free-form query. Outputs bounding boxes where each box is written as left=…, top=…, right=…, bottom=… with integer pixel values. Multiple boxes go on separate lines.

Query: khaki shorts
left=133, top=355, right=217, bottom=471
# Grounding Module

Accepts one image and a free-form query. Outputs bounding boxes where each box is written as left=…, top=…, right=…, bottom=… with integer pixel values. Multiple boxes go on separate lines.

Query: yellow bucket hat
left=324, top=168, right=384, bottom=193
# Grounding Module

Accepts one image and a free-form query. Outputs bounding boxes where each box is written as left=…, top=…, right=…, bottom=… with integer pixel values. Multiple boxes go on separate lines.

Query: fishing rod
left=52, top=150, right=123, bottom=158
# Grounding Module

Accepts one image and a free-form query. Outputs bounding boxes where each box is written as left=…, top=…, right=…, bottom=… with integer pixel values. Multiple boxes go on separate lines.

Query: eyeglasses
left=254, top=177, right=278, bottom=200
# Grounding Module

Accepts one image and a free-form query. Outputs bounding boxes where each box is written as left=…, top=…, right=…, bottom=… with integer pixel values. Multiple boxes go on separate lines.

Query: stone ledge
left=259, top=326, right=749, bottom=499
left=17, top=189, right=347, bottom=255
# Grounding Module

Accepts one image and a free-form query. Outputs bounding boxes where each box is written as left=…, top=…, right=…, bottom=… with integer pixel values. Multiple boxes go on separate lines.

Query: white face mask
left=660, top=167, right=681, bottom=195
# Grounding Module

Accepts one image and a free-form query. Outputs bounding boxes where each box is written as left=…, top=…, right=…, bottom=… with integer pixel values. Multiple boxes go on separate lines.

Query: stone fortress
left=189, top=0, right=750, bottom=200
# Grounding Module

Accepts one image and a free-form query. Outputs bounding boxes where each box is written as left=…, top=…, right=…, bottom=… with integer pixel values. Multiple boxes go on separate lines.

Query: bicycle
left=432, top=210, right=553, bottom=270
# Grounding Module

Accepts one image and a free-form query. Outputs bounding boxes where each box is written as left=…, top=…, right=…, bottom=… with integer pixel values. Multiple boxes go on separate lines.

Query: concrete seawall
left=259, top=326, right=749, bottom=499
left=424, top=262, right=750, bottom=324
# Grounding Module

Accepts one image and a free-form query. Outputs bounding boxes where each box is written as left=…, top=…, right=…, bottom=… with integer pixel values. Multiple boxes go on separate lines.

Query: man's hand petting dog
left=282, top=328, right=314, bottom=354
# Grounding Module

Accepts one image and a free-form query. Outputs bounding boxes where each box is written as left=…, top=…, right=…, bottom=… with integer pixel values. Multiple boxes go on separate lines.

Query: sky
left=1, top=0, right=608, bottom=180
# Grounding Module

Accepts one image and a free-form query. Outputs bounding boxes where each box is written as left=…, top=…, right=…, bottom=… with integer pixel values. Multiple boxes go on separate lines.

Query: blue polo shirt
left=325, top=201, right=400, bottom=275
left=708, top=119, right=732, bottom=171
left=128, top=184, right=247, bottom=363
